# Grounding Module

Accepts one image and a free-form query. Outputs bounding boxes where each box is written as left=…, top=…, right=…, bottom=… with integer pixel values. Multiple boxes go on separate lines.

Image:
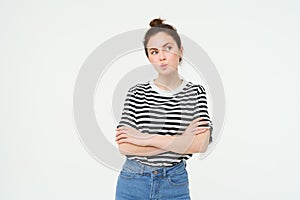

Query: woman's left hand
left=115, top=126, right=154, bottom=146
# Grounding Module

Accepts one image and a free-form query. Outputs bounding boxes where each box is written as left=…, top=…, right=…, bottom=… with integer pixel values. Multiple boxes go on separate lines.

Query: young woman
left=115, top=18, right=213, bottom=200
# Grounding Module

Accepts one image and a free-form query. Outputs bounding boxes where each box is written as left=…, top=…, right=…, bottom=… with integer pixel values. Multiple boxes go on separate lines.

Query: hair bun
left=149, top=18, right=165, bottom=27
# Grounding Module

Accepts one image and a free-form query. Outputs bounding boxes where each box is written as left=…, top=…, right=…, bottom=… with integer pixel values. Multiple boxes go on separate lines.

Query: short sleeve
left=194, top=85, right=213, bottom=144
left=116, top=88, right=137, bottom=129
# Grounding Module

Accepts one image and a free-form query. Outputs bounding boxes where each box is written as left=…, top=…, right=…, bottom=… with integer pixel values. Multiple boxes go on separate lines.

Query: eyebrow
left=147, top=42, right=173, bottom=51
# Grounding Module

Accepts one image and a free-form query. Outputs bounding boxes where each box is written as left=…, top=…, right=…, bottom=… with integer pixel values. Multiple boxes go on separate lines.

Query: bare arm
left=116, top=127, right=168, bottom=156
left=148, top=129, right=210, bottom=154
left=116, top=118, right=211, bottom=155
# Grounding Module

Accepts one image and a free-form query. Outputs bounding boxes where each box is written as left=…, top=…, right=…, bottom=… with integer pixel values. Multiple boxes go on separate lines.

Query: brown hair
left=143, top=18, right=182, bottom=62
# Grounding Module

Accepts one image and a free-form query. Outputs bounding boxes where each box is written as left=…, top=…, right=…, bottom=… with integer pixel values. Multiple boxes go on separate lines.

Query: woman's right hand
left=183, top=118, right=210, bottom=135
left=115, top=126, right=154, bottom=146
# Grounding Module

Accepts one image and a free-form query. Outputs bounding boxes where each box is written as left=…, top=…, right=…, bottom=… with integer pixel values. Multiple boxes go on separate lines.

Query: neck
left=154, top=73, right=182, bottom=91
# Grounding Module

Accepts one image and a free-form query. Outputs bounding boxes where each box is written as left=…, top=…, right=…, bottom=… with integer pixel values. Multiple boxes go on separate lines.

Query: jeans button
left=153, top=170, right=158, bottom=174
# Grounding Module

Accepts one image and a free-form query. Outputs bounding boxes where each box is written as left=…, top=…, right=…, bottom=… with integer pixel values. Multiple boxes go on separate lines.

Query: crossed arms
left=115, top=118, right=211, bottom=156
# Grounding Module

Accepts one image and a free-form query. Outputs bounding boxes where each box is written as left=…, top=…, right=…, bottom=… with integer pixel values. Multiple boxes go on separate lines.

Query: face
left=146, top=32, right=183, bottom=75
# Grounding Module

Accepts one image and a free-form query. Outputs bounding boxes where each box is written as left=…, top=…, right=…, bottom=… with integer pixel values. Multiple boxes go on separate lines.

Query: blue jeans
left=115, top=158, right=191, bottom=200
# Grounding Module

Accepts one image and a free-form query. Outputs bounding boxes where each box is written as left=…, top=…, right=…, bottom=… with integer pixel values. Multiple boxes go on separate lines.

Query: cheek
left=168, top=52, right=180, bottom=62
left=148, top=56, right=158, bottom=63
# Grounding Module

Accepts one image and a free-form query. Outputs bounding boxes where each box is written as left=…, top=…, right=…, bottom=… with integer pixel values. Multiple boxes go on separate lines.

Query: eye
left=165, top=46, right=172, bottom=51
left=150, top=50, right=158, bottom=55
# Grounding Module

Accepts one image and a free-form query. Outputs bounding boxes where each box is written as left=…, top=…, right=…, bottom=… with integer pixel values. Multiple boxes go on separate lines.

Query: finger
left=116, top=131, right=127, bottom=138
left=116, top=126, right=126, bottom=130
left=196, top=128, right=209, bottom=135
left=192, top=117, right=203, bottom=124
left=115, top=133, right=128, bottom=141
left=116, top=126, right=130, bottom=131
left=197, top=121, right=210, bottom=127
left=116, top=138, right=128, bottom=144
left=122, top=126, right=129, bottom=130
left=192, top=127, right=206, bottom=133
left=197, top=126, right=210, bottom=131
left=115, top=130, right=126, bottom=137
left=191, top=121, right=202, bottom=129
left=194, top=127, right=210, bottom=133
left=115, top=129, right=123, bottom=134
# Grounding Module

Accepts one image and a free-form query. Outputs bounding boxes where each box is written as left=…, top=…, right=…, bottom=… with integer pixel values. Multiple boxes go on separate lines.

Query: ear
left=179, top=46, right=184, bottom=59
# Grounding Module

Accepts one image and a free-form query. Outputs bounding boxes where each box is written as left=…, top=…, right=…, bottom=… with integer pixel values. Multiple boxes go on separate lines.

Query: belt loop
left=140, top=164, right=145, bottom=175
left=163, top=168, right=167, bottom=177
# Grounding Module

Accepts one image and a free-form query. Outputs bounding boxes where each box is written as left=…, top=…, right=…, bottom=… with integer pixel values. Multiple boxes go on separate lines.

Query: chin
left=158, top=70, right=177, bottom=76
left=154, top=65, right=177, bottom=75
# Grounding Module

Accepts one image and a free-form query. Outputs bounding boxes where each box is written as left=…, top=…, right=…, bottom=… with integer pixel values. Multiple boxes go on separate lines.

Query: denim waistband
left=121, top=158, right=186, bottom=177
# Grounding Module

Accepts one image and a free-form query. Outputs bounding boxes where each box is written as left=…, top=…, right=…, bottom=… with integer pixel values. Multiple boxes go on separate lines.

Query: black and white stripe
left=117, top=79, right=213, bottom=167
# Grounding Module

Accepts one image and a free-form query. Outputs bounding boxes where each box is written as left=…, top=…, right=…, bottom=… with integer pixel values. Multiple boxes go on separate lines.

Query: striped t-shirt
left=117, top=79, right=213, bottom=167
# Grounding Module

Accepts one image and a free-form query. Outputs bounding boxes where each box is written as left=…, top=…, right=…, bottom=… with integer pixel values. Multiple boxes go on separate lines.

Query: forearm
left=116, top=125, right=211, bottom=155
left=118, top=143, right=167, bottom=156
left=149, top=130, right=211, bottom=154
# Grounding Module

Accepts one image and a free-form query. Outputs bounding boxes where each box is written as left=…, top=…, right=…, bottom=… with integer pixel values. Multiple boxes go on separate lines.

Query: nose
left=159, top=50, right=166, bottom=61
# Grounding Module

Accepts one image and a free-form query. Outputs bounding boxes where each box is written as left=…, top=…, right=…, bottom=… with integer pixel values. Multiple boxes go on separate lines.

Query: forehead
left=147, top=32, right=176, bottom=48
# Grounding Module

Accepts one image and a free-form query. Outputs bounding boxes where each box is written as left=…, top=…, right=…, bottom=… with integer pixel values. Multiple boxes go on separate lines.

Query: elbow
left=118, top=143, right=142, bottom=156
left=119, top=149, right=127, bottom=155
left=189, top=143, right=208, bottom=153
left=190, top=132, right=210, bottom=153
left=182, top=142, right=208, bottom=154
left=198, top=143, right=209, bottom=153
left=118, top=143, right=129, bottom=155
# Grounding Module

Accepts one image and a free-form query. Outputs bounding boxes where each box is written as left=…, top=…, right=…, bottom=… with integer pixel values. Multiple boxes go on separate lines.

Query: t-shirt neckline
left=149, top=79, right=187, bottom=96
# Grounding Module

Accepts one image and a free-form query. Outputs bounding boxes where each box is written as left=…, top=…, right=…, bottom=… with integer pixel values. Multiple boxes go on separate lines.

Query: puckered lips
left=160, top=63, right=168, bottom=68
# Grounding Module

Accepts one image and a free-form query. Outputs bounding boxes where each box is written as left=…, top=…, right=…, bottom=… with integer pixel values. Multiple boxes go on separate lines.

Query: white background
left=1, top=0, right=299, bottom=199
